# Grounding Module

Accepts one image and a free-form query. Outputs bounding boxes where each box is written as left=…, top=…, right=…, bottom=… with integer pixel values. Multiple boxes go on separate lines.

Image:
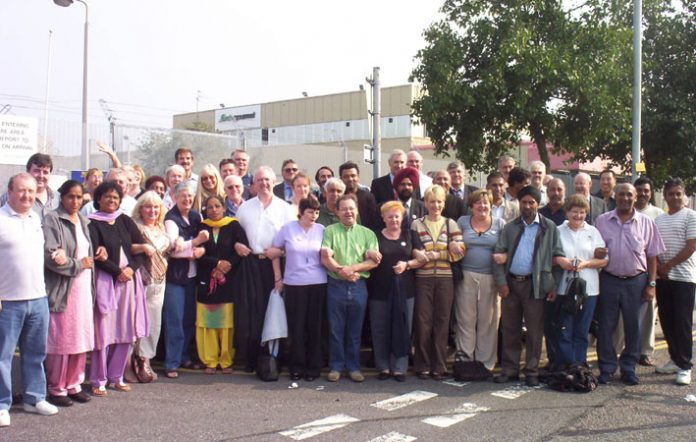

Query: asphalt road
left=4, top=334, right=696, bottom=441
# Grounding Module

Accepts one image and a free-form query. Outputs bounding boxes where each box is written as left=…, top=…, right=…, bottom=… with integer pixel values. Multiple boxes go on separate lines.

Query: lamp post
left=53, top=0, right=89, bottom=170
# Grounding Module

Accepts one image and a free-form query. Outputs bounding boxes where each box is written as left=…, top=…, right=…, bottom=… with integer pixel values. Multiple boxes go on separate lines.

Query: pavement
left=3, top=322, right=696, bottom=441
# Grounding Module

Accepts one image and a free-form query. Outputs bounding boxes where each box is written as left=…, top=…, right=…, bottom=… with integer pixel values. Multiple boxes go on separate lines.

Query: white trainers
left=23, top=400, right=59, bottom=416
left=656, top=360, right=680, bottom=374
left=676, top=369, right=692, bottom=385
left=0, top=409, right=10, bottom=427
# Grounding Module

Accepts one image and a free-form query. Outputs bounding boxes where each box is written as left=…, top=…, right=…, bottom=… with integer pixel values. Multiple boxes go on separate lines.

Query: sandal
left=221, top=367, right=233, bottom=375
left=204, top=367, right=216, bottom=375
left=181, top=361, right=202, bottom=370
left=91, top=386, right=108, bottom=397
left=111, top=381, right=131, bottom=392
left=165, top=370, right=179, bottom=379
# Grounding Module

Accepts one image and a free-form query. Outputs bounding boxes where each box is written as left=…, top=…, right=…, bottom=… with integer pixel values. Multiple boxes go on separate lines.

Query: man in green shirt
left=321, top=194, right=378, bottom=382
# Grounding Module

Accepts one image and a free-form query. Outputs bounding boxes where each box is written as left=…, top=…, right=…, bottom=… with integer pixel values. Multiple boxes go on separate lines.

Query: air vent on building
left=345, top=122, right=350, bottom=127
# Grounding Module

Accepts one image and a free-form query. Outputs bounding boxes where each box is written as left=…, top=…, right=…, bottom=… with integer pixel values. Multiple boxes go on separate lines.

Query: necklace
left=471, top=216, right=492, bottom=236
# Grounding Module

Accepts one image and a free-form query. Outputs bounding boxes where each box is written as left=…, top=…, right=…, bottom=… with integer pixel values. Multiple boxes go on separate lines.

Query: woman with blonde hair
left=130, top=191, right=171, bottom=382
left=193, top=164, right=225, bottom=218
left=411, top=184, right=465, bottom=380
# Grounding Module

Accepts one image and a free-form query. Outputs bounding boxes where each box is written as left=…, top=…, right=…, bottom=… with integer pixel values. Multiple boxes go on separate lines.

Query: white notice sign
left=0, top=115, right=38, bottom=165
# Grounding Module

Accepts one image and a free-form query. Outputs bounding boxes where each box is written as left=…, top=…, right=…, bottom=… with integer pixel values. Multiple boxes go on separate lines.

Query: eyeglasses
left=284, top=167, right=298, bottom=173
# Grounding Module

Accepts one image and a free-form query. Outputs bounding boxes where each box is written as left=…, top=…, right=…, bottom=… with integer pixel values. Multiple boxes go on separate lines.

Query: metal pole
left=631, top=0, right=642, bottom=180
left=78, top=0, right=89, bottom=170
left=372, top=67, right=381, bottom=180
left=42, top=30, right=53, bottom=154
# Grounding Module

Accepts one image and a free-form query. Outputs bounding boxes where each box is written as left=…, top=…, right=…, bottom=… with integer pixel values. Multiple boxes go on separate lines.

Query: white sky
left=2, top=0, right=443, bottom=129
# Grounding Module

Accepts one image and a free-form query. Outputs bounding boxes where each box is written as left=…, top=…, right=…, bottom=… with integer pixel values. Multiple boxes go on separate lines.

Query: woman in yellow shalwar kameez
left=195, top=196, right=248, bottom=374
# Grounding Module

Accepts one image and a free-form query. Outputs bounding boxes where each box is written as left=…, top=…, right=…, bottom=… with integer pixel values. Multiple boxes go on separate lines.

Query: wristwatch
left=648, top=280, right=657, bottom=287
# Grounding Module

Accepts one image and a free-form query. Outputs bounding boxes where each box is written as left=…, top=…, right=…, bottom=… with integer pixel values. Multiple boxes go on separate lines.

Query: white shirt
left=638, top=204, right=663, bottom=221
left=556, top=221, right=606, bottom=296
left=236, top=195, right=296, bottom=254
left=655, top=208, right=696, bottom=283
left=419, top=172, right=433, bottom=192
left=0, top=205, right=46, bottom=301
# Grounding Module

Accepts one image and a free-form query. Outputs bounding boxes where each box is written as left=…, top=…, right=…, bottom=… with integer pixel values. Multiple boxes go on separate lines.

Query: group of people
left=0, top=148, right=694, bottom=428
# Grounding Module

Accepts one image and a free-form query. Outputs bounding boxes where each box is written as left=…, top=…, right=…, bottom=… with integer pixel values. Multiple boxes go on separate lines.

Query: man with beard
left=314, top=166, right=334, bottom=204
left=339, top=161, right=379, bottom=230
left=493, top=186, right=564, bottom=387
left=595, top=183, right=665, bottom=385
left=539, top=178, right=567, bottom=226
left=391, top=167, right=425, bottom=229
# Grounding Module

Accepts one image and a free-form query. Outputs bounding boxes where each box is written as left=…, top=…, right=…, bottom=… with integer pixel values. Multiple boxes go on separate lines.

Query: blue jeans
left=597, top=273, right=648, bottom=376
left=556, top=295, right=598, bottom=366
left=0, top=298, right=49, bottom=410
left=327, top=278, right=367, bottom=372
left=163, top=279, right=197, bottom=370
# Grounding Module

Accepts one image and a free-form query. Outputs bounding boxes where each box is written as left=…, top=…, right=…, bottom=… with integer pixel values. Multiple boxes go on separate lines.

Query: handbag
left=446, top=219, right=464, bottom=281
left=453, top=352, right=490, bottom=381
left=562, top=271, right=587, bottom=315
left=256, top=343, right=279, bottom=382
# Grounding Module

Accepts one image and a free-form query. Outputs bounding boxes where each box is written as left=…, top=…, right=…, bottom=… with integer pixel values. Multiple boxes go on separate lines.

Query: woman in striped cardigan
left=410, top=184, right=466, bottom=380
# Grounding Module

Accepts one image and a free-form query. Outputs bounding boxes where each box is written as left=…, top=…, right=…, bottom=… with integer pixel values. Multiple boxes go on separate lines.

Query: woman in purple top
left=268, top=197, right=327, bottom=381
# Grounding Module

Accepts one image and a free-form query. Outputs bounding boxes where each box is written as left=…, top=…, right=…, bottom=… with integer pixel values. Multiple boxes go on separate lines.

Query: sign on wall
left=215, top=104, right=261, bottom=132
left=0, top=115, right=38, bottom=165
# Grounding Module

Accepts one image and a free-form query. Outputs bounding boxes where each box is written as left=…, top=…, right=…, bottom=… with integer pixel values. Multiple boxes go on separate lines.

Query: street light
left=53, top=0, right=90, bottom=170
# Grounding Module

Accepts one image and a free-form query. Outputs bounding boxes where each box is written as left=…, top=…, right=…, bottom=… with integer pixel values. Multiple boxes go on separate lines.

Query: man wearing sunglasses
left=273, top=159, right=299, bottom=203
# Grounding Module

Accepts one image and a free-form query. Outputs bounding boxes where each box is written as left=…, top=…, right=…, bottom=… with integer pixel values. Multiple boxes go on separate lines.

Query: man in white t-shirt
left=654, top=178, right=696, bottom=385
left=0, top=173, right=59, bottom=426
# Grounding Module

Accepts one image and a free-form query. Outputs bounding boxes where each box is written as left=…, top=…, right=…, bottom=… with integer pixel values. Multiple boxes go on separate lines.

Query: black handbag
left=446, top=219, right=464, bottom=281
left=453, top=352, right=490, bottom=381
left=256, top=344, right=279, bottom=382
left=562, top=271, right=587, bottom=315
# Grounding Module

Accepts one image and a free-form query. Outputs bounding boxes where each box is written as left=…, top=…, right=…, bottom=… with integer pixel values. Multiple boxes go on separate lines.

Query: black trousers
left=284, top=283, right=326, bottom=377
left=656, top=279, right=696, bottom=370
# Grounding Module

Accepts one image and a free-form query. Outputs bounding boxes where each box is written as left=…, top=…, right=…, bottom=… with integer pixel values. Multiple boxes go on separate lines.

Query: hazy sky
left=2, top=0, right=443, bottom=129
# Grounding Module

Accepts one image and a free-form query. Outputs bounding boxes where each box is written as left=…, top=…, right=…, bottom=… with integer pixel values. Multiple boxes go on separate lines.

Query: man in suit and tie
left=447, top=161, right=479, bottom=202
left=370, top=149, right=407, bottom=205
left=574, top=172, right=607, bottom=225
left=432, top=170, right=467, bottom=220
left=273, top=159, right=299, bottom=203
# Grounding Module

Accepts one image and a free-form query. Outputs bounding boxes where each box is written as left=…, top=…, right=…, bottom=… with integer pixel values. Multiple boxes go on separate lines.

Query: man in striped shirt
left=654, top=178, right=696, bottom=385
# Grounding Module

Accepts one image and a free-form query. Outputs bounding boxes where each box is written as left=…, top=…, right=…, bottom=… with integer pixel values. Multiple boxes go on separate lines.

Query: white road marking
left=370, top=390, right=438, bottom=411
left=490, top=385, right=540, bottom=400
left=422, top=403, right=490, bottom=428
left=279, top=414, right=360, bottom=440
left=442, top=380, right=469, bottom=388
left=367, top=431, right=417, bottom=442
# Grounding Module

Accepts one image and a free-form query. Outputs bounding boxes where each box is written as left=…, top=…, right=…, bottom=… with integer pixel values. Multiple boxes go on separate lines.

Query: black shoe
left=290, top=373, right=302, bottom=381
left=525, top=375, right=540, bottom=387
left=431, top=372, right=449, bottom=381
left=638, top=355, right=654, bottom=367
left=47, top=395, right=73, bottom=407
left=416, top=372, right=430, bottom=380
left=597, top=373, right=613, bottom=384
left=493, top=374, right=519, bottom=384
left=621, top=372, right=640, bottom=386
left=304, top=375, right=316, bottom=382
left=68, top=391, right=91, bottom=403
left=377, top=372, right=391, bottom=381
left=393, top=374, right=406, bottom=382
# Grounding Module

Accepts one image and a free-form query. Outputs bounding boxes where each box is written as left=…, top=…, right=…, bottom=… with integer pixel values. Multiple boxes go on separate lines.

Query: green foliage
left=411, top=0, right=633, bottom=172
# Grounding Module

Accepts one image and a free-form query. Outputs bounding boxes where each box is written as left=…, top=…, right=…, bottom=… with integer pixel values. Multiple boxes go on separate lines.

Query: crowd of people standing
left=0, top=148, right=694, bottom=428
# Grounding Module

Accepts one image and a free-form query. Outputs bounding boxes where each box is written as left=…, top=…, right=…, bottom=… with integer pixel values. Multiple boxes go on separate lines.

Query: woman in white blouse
left=553, top=194, right=608, bottom=367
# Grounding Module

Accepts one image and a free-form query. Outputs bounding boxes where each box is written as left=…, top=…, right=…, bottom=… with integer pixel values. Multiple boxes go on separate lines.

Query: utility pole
left=42, top=29, right=54, bottom=154
left=98, top=98, right=116, bottom=149
left=366, top=67, right=381, bottom=179
left=631, top=0, right=642, bottom=180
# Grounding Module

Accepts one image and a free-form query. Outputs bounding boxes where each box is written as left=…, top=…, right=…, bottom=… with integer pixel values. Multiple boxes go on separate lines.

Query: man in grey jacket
left=493, top=186, right=565, bottom=386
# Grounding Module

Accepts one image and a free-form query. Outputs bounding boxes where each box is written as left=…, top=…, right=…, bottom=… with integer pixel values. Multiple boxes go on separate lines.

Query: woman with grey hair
left=162, top=182, right=209, bottom=378
left=163, top=164, right=186, bottom=211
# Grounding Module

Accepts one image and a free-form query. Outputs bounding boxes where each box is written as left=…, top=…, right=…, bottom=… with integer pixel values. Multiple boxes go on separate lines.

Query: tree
left=411, top=0, right=633, bottom=172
